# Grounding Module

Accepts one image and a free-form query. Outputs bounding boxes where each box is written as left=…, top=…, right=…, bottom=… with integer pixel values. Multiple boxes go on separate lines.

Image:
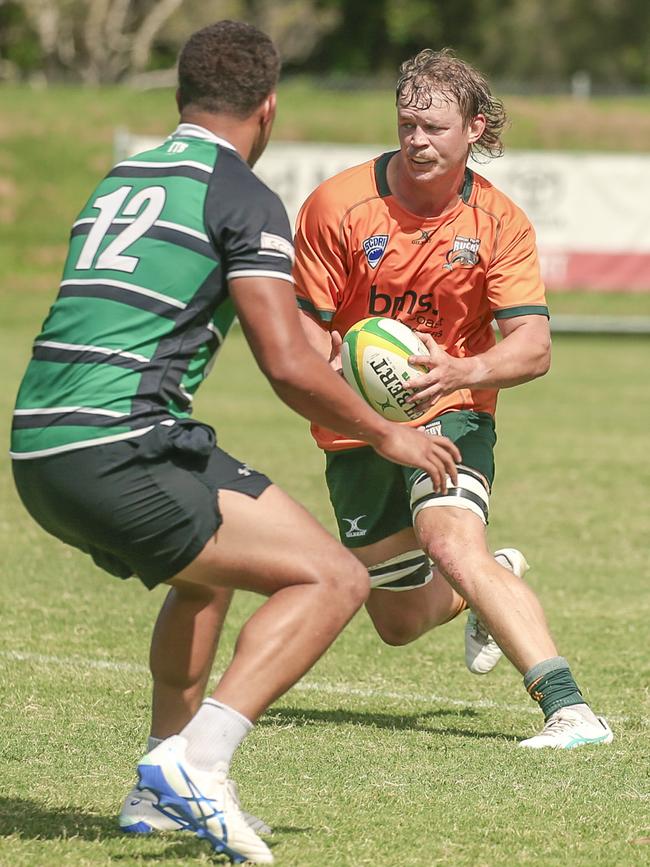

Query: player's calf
left=465, top=548, right=530, bottom=675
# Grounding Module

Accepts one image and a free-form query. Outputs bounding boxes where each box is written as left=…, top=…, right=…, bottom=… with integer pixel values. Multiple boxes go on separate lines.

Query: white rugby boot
left=519, top=706, right=614, bottom=749
left=136, top=735, right=273, bottom=863
left=120, top=784, right=190, bottom=834
left=464, top=548, right=530, bottom=675
left=119, top=777, right=272, bottom=835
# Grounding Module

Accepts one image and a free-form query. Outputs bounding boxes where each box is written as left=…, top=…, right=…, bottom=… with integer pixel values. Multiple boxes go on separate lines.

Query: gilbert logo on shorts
left=342, top=515, right=367, bottom=538
left=362, top=235, right=388, bottom=269
left=444, top=235, right=480, bottom=269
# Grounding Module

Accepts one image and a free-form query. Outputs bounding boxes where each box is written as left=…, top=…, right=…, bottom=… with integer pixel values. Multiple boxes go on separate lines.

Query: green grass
left=1, top=293, right=649, bottom=865
left=547, top=292, right=650, bottom=318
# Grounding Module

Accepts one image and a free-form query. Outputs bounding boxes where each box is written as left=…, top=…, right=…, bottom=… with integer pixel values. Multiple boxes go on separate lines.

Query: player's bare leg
left=352, top=527, right=519, bottom=664
left=149, top=582, right=232, bottom=737
left=411, top=504, right=612, bottom=747
left=136, top=485, right=370, bottom=861
left=366, top=576, right=465, bottom=645
left=354, top=527, right=466, bottom=645
left=170, top=485, right=369, bottom=718
left=131, top=481, right=370, bottom=843
left=414, top=505, right=556, bottom=672
left=121, top=584, right=273, bottom=838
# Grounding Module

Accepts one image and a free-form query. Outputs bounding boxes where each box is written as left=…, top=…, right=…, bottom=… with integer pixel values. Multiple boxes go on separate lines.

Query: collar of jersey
left=374, top=151, right=471, bottom=225
left=169, top=123, right=238, bottom=153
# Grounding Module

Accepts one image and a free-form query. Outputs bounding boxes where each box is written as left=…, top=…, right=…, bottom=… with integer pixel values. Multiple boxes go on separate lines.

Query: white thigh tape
left=410, top=465, right=490, bottom=525
left=368, top=549, right=433, bottom=591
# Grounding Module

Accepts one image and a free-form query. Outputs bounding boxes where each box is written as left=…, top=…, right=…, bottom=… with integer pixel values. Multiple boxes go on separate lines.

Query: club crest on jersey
left=445, top=235, right=480, bottom=269
left=362, top=235, right=388, bottom=269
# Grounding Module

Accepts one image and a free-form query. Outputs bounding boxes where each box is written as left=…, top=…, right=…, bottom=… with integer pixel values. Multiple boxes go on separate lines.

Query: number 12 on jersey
left=75, top=185, right=166, bottom=273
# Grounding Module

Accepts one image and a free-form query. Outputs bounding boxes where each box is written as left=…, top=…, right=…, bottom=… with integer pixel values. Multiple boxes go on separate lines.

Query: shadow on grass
left=0, top=797, right=303, bottom=856
left=261, top=705, right=519, bottom=742
left=0, top=798, right=115, bottom=840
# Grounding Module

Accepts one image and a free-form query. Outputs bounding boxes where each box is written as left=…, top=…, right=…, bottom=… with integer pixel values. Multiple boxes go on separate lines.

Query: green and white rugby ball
left=341, top=317, right=428, bottom=422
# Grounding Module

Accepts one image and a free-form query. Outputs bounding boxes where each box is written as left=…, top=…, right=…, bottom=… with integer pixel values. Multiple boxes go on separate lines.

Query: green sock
left=523, top=656, right=585, bottom=720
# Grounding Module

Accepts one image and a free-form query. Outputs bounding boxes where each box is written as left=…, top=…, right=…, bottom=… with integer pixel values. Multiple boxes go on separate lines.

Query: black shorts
left=12, top=421, right=271, bottom=589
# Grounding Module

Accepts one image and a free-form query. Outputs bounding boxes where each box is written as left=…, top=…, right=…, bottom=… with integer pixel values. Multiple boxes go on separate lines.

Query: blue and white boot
left=133, top=735, right=273, bottom=863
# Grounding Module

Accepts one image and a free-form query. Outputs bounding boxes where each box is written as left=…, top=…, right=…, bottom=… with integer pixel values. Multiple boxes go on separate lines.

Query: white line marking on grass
left=293, top=680, right=542, bottom=716
left=1, top=649, right=639, bottom=725
left=3, top=649, right=147, bottom=674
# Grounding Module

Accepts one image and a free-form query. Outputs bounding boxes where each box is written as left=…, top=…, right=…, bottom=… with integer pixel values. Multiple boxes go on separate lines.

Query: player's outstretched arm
left=230, top=276, right=460, bottom=490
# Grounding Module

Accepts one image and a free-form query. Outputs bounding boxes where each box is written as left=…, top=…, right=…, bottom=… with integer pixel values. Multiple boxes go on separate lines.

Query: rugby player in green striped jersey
left=10, top=20, right=461, bottom=864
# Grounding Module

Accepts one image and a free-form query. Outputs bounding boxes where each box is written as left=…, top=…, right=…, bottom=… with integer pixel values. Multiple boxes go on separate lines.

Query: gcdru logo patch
left=362, top=235, right=389, bottom=269
left=445, top=235, right=480, bottom=269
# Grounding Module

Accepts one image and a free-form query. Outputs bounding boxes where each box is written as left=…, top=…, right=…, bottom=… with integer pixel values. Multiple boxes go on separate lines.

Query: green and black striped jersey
left=11, top=124, right=294, bottom=459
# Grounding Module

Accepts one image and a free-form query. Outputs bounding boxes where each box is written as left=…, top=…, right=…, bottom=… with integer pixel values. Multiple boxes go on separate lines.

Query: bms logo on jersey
left=362, top=235, right=388, bottom=269
left=444, top=235, right=481, bottom=269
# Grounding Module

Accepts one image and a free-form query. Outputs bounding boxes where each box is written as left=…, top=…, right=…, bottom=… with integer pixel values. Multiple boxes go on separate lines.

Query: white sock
left=180, top=698, right=253, bottom=773
left=147, top=735, right=163, bottom=752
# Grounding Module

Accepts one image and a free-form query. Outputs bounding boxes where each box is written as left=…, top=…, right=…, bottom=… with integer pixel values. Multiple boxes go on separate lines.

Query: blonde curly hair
left=396, top=48, right=508, bottom=160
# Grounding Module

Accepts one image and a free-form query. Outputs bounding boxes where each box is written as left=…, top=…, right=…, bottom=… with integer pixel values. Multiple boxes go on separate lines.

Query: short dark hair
left=396, top=48, right=508, bottom=160
left=178, top=20, right=281, bottom=118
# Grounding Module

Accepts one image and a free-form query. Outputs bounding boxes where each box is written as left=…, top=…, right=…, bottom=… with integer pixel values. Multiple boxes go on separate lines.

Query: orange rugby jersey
left=293, top=151, right=549, bottom=452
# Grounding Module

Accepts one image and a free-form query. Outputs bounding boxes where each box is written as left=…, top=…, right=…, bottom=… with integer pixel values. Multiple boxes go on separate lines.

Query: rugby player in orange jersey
left=292, top=48, right=612, bottom=749
left=122, top=49, right=612, bottom=795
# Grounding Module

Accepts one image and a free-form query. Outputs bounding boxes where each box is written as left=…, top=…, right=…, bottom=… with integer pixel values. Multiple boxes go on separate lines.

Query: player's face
left=396, top=92, right=485, bottom=185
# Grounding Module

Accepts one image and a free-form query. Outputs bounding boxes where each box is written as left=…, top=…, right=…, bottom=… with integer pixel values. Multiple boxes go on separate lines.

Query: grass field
left=1, top=83, right=649, bottom=865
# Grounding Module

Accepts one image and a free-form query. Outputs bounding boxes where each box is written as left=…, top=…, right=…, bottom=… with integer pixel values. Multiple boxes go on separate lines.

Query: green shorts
left=325, top=410, right=496, bottom=548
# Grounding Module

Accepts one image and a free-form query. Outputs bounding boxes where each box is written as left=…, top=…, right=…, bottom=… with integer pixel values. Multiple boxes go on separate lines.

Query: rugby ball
left=341, top=317, right=429, bottom=422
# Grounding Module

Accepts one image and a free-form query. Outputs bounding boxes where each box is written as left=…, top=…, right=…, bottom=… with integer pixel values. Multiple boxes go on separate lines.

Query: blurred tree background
left=1, top=0, right=649, bottom=90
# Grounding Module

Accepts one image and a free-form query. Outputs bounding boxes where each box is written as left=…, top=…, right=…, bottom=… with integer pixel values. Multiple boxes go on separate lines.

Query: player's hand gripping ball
left=341, top=317, right=428, bottom=422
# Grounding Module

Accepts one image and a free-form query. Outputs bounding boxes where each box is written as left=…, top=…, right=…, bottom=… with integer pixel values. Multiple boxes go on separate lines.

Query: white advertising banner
left=475, top=150, right=650, bottom=292
left=116, top=132, right=650, bottom=292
